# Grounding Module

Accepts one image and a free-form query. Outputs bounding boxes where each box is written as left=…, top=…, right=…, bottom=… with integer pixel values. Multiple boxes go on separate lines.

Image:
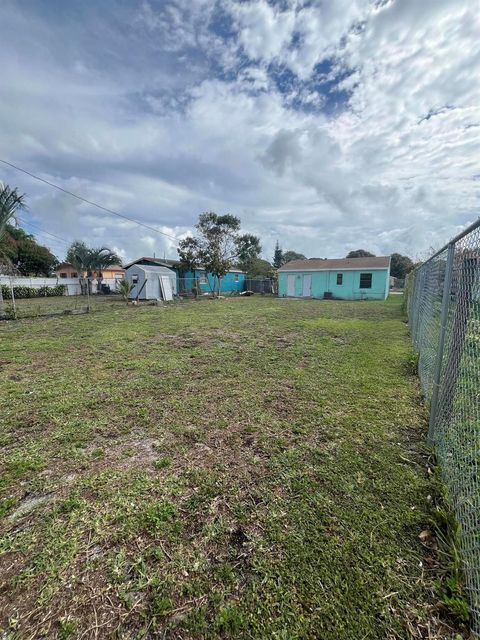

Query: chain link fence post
left=427, top=242, right=454, bottom=444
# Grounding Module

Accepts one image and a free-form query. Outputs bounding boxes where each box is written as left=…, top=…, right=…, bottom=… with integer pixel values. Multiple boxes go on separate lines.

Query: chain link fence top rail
left=407, top=219, right=480, bottom=634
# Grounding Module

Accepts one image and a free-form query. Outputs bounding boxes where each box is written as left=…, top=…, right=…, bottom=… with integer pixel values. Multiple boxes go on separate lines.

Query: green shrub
left=1, top=284, right=66, bottom=299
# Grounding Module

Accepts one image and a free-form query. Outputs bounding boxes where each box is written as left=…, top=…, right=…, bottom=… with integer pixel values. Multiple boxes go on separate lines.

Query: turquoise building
left=278, top=257, right=391, bottom=300
left=123, top=257, right=245, bottom=294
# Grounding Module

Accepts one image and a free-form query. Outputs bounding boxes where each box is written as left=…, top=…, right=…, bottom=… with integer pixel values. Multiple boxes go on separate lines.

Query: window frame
left=359, top=272, right=373, bottom=289
left=336, top=273, right=343, bottom=285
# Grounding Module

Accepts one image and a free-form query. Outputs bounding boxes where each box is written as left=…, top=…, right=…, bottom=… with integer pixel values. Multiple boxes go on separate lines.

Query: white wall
left=0, top=276, right=81, bottom=296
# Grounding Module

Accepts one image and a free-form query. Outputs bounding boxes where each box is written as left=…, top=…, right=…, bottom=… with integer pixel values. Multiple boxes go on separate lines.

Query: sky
left=0, top=0, right=479, bottom=264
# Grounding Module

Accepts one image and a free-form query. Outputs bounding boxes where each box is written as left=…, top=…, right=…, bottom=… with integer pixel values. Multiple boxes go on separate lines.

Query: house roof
left=278, top=256, right=391, bottom=272
left=105, top=265, right=125, bottom=272
left=124, top=256, right=244, bottom=273
left=123, top=256, right=180, bottom=269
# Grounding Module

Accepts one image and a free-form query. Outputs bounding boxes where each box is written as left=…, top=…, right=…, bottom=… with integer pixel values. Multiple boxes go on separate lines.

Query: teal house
left=123, top=257, right=245, bottom=294
left=278, top=256, right=391, bottom=300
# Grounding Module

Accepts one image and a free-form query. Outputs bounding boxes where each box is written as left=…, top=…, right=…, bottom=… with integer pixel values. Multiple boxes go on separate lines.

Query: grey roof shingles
left=278, top=256, right=391, bottom=272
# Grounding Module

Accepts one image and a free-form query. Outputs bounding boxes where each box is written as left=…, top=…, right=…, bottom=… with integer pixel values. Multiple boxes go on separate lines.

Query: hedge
left=1, top=284, right=67, bottom=299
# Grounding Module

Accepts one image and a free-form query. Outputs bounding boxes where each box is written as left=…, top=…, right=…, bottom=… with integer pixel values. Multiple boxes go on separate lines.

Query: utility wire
left=0, top=158, right=180, bottom=242
left=16, top=214, right=72, bottom=247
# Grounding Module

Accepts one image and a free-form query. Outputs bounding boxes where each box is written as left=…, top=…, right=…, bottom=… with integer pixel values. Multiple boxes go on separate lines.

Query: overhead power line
left=0, top=158, right=180, bottom=242
left=16, top=214, right=72, bottom=247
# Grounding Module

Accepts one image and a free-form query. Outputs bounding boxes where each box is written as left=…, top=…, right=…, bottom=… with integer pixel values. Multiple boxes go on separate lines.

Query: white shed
left=125, top=265, right=177, bottom=301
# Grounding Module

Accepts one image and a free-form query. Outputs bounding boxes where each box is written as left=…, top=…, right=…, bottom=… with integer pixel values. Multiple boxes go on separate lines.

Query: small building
left=55, top=263, right=125, bottom=280
left=278, top=256, right=391, bottom=300
left=125, top=264, right=177, bottom=301
left=123, top=257, right=245, bottom=294
left=56, top=262, right=80, bottom=279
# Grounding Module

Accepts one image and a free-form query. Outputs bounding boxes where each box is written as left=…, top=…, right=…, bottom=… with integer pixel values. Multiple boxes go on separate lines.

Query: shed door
left=159, top=275, right=174, bottom=301
left=287, top=275, right=295, bottom=297
left=302, top=274, right=312, bottom=297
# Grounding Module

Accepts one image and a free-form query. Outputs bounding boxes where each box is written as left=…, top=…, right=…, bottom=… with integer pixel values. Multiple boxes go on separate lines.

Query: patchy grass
left=0, top=296, right=468, bottom=638
left=2, top=294, right=125, bottom=319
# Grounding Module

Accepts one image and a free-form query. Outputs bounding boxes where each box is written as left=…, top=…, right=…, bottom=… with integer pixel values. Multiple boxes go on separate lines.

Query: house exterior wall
left=278, top=268, right=390, bottom=300
left=56, top=264, right=79, bottom=278
left=177, top=269, right=245, bottom=293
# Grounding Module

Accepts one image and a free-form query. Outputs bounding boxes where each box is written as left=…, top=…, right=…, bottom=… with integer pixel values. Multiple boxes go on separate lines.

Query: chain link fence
left=0, top=283, right=124, bottom=321
left=407, top=219, right=480, bottom=634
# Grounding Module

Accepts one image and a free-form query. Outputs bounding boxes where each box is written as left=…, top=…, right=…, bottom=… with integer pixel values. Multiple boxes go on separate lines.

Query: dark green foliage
left=273, top=240, right=283, bottom=269
left=2, top=225, right=59, bottom=276
left=282, top=250, right=306, bottom=263
left=243, top=256, right=273, bottom=277
left=391, top=252, right=414, bottom=279
left=1, top=284, right=66, bottom=299
left=346, top=249, right=376, bottom=258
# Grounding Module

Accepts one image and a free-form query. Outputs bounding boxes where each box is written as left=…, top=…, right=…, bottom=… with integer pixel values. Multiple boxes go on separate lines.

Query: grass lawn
left=0, top=296, right=458, bottom=638
left=3, top=294, right=123, bottom=319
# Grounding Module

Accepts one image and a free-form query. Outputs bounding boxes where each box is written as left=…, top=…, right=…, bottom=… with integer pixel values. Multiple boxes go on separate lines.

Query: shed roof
left=126, top=264, right=175, bottom=275
left=278, top=256, right=391, bottom=272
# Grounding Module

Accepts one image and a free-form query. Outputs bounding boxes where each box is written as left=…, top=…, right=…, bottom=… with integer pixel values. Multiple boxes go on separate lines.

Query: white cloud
left=0, top=0, right=478, bottom=264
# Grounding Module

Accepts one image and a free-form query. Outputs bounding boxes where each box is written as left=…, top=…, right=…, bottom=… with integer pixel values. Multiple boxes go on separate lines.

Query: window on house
left=199, top=273, right=208, bottom=284
left=336, top=273, right=343, bottom=285
left=132, top=274, right=139, bottom=284
left=59, top=272, right=67, bottom=278
left=234, top=273, right=239, bottom=282
left=359, top=273, right=372, bottom=288
left=71, top=272, right=78, bottom=278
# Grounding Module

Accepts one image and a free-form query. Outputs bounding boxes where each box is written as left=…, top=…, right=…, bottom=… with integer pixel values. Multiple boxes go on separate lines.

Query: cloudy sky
left=1, top=0, right=479, bottom=263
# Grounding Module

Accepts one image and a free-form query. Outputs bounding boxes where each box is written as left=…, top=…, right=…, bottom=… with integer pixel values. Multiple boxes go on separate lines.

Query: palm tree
left=65, top=241, right=92, bottom=295
left=65, top=242, right=120, bottom=295
left=0, top=183, right=27, bottom=316
left=89, top=247, right=121, bottom=294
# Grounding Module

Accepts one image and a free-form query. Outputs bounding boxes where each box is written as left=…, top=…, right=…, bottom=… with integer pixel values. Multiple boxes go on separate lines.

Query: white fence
left=0, top=276, right=120, bottom=296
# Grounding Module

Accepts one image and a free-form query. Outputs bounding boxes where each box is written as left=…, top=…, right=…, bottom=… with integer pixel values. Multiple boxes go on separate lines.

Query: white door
left=287, top=274, right=295, bottom=297
left=159, top=276, right=174, bottom=301
left=302, top=274, right=312, bottom=297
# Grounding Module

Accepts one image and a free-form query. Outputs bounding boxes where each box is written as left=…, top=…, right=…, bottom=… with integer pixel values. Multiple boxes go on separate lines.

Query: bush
left=1, top=284, right=66, bottom=299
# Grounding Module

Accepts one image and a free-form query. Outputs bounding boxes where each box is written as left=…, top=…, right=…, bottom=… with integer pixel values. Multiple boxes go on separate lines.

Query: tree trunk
left=0, top=284, right=4, bottom=318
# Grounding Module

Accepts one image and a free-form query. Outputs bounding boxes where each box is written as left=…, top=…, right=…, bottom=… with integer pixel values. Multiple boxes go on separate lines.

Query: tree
left=390, top=253, right=413, bottom=279
left=283, top=250, right=306, bottom=264
left=177, top=212, right=261, bottom=296
left=0, top=183, right=27, bottom=316
left=244, top=257, right=273, bottom=278
left=273, top=241, right=284, bottom=269
left=346, top=249, right=376, bottom=258
left=2, top=225, right=58, bottom=276
left=89, top=246, right=121, bottom=293
left=66, top=241, right=120, bottom=294
left=66, top=241, right=91, bottom=294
